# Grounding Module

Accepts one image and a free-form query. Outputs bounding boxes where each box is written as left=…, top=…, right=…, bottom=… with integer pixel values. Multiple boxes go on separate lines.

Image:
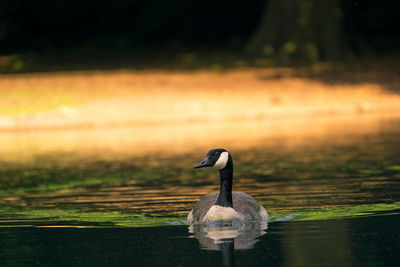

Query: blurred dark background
left=0, top=0, right=262, bottom=54
left=0, top=0, right=399, bottom=70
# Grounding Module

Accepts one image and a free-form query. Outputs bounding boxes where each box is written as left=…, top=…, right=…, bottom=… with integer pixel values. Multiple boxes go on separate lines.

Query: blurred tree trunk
left=244, top=0, right=344, bottom=63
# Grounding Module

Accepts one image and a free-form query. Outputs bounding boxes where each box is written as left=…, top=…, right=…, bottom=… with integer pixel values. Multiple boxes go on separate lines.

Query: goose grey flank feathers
left=188, top=148, right=268, bottom=223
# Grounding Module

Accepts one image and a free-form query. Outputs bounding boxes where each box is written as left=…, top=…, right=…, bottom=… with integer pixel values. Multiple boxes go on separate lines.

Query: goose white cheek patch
left=213, top=151, right=229, bottom=169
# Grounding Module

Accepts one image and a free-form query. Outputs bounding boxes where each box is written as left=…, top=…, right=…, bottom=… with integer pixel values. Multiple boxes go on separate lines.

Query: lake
left=1, top=114, right=399, bottom=266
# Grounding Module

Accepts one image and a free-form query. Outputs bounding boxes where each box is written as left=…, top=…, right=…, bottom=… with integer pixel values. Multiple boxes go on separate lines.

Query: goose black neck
left=215, top=155, right=233, bottom=208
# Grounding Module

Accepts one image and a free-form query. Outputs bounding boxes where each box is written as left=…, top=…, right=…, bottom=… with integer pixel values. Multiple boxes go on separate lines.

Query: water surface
left=1, top=115, right=399, bottom=266
left=1, top=214, right=398, bottom=266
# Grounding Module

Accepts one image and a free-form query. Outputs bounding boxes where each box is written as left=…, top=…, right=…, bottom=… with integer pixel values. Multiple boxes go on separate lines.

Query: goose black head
left=194, top=148, right=230, bottom=169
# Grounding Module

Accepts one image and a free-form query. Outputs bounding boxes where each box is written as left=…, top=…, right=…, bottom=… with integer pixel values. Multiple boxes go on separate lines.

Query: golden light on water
left=0, top=114, right=399, bottom=165
left=0, top=68, right=399, bottom=128
left=1, top=68, right=400, bottom=219
left=0, top=68, right=399, bottom=163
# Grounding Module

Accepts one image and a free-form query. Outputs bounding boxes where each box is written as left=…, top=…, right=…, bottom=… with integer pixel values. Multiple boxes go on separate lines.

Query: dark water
left=1, top=116, right=400, bottom=266
left=1, top=214, right=399, bottom=267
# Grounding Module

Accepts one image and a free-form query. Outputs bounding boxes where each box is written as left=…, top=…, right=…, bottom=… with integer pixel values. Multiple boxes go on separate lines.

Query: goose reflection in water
left=189, top=221, right=268, bottom=266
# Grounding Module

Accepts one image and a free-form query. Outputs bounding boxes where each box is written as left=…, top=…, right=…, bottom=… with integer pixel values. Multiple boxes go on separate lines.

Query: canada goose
left=188, top=148, right=268, bottom=223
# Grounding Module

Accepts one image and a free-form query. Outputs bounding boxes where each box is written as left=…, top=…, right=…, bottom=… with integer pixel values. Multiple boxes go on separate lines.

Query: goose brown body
left=188, top=192, right=268, bottom=223
left=188, top=149, right=268, bottom=223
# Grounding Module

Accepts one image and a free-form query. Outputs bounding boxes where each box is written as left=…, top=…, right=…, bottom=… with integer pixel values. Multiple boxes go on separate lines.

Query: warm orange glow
left=1, top=68, right=399, bottom=216
left=0, top=68, right=399, bottom=130
left=0, top=113, right=399, bottom=165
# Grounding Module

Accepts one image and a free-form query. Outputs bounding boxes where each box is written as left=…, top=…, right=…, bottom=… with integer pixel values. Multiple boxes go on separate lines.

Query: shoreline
left=1, top=104, right=399, bottom=132
left=1, top=68, right=399, bottom=131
